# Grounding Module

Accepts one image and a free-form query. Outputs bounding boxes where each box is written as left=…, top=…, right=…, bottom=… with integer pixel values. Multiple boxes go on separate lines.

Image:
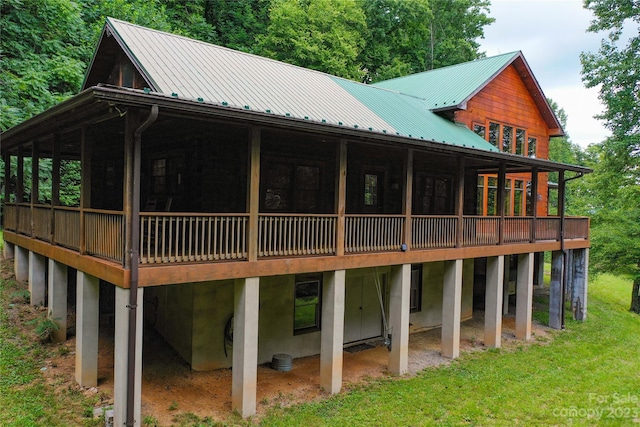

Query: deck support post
left=503, top=258, right=511, bottom=315
left=320, top=270, right=345, bottom=393
left=47, top=259, right=68, bottom=342
left=28, top=251, right=46, bottom=306
left=442, top=259, right=463, bottom=359
left=389, top=264, right=410, bottom=374
left=533, top=252, right=545, bottom=287
left=232, top=277, right=259, bottom=418
left=75, top=271, right=100, bottom=387
left=3, top=241, right=15, bottom=260
left=15, top=245, right=29, bottom=282
left=484, top=256, right=504, bottom=348
left=114, top=286, right=143, bottom=427
left=549, top=250, right=564, bottom=329
left=515, top=253, right=534, bottom=340
left=571, top=249, right=588, bottom=321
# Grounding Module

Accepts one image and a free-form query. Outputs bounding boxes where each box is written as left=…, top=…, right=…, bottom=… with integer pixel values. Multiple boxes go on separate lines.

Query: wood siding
left=456, top=64, right=551, bottom=216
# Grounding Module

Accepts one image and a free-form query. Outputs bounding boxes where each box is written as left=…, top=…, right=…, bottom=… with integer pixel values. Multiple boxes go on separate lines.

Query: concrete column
left=484, top=256, right=504, bottom=348
left=76, top=271, right=100, bottom=387
left=114, top=286, right=143, bottom=427
left=515, top=253, right=534, bottom=340
left=232, top=277, right=259, bottom=418
left=534, top=252, right=545, bottom=287
left=571, top=249, right=588, bottom=321
left=15, top=245, right=29, bottom=282
left=47, top=259, right=68, bottom=342
left=3, top=241, right=15, bottom=260
left=549, top=251, right=564, bottom=330
left=388, top=264, right=410, bottom=375
left=28, top=251, right=46, bottom=306
left=442, top=259, right=463, bottom=359
left=503, top=258, right=510, bottom=315
left=320, top=270, right=345, bottom=394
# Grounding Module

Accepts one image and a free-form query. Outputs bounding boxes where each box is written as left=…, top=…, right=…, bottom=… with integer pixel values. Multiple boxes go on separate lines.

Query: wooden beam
left=530, top=167, right=538, bottom=242
left=247, top=128, right=261, bottom=262
left=403, top=149, right=414, bottom=251
left=455, top=156, right=465, bottom=248
left=497, top=163, right=506, bottom=245
left=3, top=151, right=10, bottom=207
left=335, top=140, right=347, bottom=257
left=31, top=141, right=40, bottom=237
left=123, top=113, right=138, bottom=269
left=79, top=126, right=91, bottom=255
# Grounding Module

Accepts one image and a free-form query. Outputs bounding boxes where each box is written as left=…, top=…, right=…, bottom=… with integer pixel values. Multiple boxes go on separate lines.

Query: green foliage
left=360, top=0, right=493, bottom=82
left=27, top=315, right=60, bottom=343
left=257, top=0, right=367, bottom=80
left=10, top=288, right=31, bottom=304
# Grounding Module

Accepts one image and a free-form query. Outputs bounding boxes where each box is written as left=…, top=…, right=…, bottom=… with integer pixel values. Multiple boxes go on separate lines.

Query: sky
left=478, top=0, right=609, bottom=147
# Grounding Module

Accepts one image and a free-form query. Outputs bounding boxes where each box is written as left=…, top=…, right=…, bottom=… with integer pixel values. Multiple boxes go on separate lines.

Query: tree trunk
left=631, top=261, right=640, bottom=314
left=631, top=277, right=640, bottom=314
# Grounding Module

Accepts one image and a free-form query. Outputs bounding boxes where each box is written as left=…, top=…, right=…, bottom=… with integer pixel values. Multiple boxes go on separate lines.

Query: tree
left=359, top=0, right=493, bottom=83
left=257, top=0, right=366, bottom=80
left=202, top=0, right=271, bottom=53
left=581, top=0, right=640, bottom=313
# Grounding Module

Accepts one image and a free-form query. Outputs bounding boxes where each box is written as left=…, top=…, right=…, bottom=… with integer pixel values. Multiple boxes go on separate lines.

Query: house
left=1, top=18, right=590, bottom=425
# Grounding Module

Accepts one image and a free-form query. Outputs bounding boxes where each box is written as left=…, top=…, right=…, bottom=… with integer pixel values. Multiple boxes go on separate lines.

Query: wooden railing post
left=497, top=164, right=506, bottom=245
left=455, top=156, right=465, bottom=248
left=558, top=170, right=565, bottom=242
left=16, top=146, right=24, bottom=203
left=51, top=134, right=61, bottom=245
left=31, top=141, right=40, bottom=237
left=530, top=167, right=538, bottom=242
left=247, top=127, right=261, bottom=262
left=403, top=149, right=413, bottom=251
left=336, top=140, right=347, bottom=256
left=80, top=125, right=91, bottom=256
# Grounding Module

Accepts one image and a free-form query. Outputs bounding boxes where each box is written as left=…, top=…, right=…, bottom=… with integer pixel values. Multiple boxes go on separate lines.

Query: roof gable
left=373, top=52, right=564, bottom=136
left=80, top=18, right=498, bottom=152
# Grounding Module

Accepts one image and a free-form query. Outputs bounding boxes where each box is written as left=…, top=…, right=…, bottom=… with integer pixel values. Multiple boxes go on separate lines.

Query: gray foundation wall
left=147, top=261, right=473, bottom=371
left=410, top=259, right=474, bottom=331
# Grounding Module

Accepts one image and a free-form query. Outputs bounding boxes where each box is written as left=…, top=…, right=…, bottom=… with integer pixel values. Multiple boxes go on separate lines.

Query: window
left=473, top=124, right=486, bottom=139
left=515, top=128, right=526, bottom=155
left=528, top=137, right=537, bottom=157
left=502, top=125, right=513, bottom=153
left=294, top=276, right=322, bottom=333
left=476, top=176, right=484, bottom=214
left=514, top=180, right=525, bottom=216
left=487, top=177, right=498, bottom=216
left=364, top=173, right=379, bottom=206
left=410, top=265, right=422, bottom=313
left=488, top=122, right=500, bottom=147
left=504, top=179, right=511, bottom=216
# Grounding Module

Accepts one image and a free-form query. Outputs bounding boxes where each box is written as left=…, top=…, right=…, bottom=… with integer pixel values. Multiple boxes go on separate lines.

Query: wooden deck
left=4, top=202, right=589, bottom=287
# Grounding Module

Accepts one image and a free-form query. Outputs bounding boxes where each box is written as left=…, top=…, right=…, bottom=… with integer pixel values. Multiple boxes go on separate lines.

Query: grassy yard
left=0, top=253, right=638, bottom=425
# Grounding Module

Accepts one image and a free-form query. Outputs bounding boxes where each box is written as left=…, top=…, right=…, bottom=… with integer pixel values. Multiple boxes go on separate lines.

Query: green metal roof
left=82, top=18, right=500, bottom=152
left=372, top=52, right=520, bottom=110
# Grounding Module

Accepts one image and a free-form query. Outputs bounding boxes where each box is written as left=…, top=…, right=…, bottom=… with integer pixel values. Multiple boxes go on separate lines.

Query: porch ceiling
left=1, top=86, right=591, bottom=175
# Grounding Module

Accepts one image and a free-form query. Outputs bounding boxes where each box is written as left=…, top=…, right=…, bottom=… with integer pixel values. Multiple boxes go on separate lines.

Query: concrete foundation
left=441, top=259, right=463, bottom=359
left=232, top=277, right=259, bottom=418
left=388, top=264, right=410, bottom=375
left=28, top=251, right=46, bottom=306
left=571, top=248, right=588, bottom=321
left=75, top=271, right=100, bottom=387
left=320, top=270, right=345, bottom=394
left=47, top=259, right=68, bottom=342
left=15, top=245, right=29, bottom=283
left=516, top=253, right=534, bottom=340
left=484, top=256, right=504, bottom=348
left=549, top=250, right=564, bottom=330
left=113, top=286, right=143, bottom=427
left=3, top=241, right=15, bottom=260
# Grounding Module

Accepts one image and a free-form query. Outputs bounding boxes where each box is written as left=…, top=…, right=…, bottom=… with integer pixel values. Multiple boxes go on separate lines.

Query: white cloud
left=479, top=0, right=610, bottom=147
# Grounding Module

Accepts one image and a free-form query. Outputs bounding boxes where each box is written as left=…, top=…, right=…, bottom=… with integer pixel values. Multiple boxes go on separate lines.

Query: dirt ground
left=3, top=258, right=552, bottom=426
left=37, top=304, right=552, bottom=426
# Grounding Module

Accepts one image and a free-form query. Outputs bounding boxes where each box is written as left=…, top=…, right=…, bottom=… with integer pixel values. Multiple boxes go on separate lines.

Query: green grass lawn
left=1, top=261, right=639, bottom=426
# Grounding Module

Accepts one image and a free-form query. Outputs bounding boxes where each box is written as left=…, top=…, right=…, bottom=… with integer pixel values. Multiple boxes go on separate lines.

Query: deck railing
left=535, top=217, right=560, bottom=241
left=345, top=215, right=404, bottom=253
left=17, top=204, right=31, bottom=235
left=412, top=216, right=457, bottom=249
left=3, top=203, right=590, bottom=265
left=33, top=205, right=52, bottom=242
left=504, top=217, right=533, bottom=243
left=85, top=209, right=124, bottom=262
left=53, top=207, right=81, bottom=250
left=140, top=213, right=248, bottom=264
left=258, top=214, right=336, bottom=257
left=463, top=216, right=500, bottom=246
